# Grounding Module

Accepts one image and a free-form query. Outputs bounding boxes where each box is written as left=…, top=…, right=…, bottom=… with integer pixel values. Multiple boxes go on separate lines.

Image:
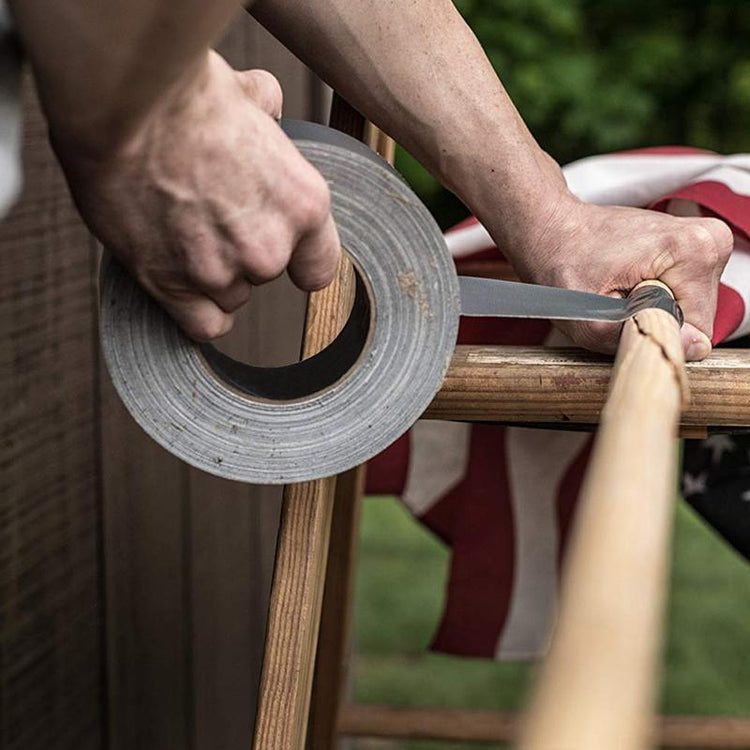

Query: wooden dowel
left=337, top=704, right=750, bottom=748
left=519, top=290, right=688, bottom=750
left=424, top=345, right=750, bottom=430
left=363, top=121, right=396, bottom=161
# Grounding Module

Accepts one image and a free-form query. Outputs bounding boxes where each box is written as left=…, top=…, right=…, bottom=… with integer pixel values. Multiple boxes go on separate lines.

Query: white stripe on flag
left=402, top=420, right=471, bottom=517
left=563, top=154, right=728, bottom=206
left=497, top=426, right=590, bottom=659
left=721, top=241, right=750, bottom=341
left=443, top=153, right=750, bottom=260
left=445, top=221, right=494, bottom=258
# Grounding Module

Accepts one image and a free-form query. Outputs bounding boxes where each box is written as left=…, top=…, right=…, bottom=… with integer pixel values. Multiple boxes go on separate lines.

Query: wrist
left=47, top=52, right=211, bottom=165
left=453, top=144, right=577, bottom=276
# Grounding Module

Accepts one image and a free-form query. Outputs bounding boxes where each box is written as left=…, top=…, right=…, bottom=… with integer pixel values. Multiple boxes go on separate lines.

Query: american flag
left=366, top=147, right=750, bottom=660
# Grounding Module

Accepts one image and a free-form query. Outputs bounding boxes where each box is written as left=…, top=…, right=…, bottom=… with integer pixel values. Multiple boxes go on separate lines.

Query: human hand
left=52, top=50, right=340, bottom=341
left=496, top=195, right=733, bottom=361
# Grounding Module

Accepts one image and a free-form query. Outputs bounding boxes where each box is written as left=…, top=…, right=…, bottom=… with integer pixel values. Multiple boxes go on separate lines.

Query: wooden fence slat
left=0, top=77, right=103, bottom=750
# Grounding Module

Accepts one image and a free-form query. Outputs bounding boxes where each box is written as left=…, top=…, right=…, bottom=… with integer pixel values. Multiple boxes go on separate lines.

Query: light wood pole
left=519, top=282, right=689, bottom=750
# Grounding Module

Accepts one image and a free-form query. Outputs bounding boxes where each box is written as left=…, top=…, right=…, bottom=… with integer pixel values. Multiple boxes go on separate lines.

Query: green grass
left=351, top=496, right=750, bottom=749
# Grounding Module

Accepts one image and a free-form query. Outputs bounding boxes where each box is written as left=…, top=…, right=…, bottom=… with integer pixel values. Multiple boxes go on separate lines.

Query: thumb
left=681, top=321, right=712, bottom=362
left=237, top=69, right=283, bottom=119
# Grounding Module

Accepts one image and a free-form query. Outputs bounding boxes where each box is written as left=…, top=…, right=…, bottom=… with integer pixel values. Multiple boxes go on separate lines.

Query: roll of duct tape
left=99, top=121, right=460, bottom=484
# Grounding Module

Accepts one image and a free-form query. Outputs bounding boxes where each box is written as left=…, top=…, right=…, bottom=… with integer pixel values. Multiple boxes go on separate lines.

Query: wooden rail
left=426, top=345, right=750, bottom=430
left=338, top=704, right=750, bottom=748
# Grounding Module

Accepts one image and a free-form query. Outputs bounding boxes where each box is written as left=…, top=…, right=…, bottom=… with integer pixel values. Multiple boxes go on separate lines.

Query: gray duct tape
left=99, top=121, right=460, bottom=484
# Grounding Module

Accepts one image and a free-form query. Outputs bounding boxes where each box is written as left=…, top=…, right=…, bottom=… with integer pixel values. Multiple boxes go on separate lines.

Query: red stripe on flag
left=457, top=316, right=551, bottom=346
left=445, top=215, right=481, bottom=233
left=713, top=282, right=746, bottom=345
left=365, top=433, right=410, bottom=496
left=419, top=488, right=459, bottom=546
left=652, top=180, right=750, bottom=241
left=429, top=425, right=515, bottom=658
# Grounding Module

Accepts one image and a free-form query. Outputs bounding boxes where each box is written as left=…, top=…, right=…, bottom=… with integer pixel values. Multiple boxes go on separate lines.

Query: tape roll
left=100, top=121, right=460, bottom=484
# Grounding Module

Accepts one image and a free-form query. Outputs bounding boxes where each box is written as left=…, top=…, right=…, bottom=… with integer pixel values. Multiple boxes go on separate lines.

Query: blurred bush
left=399, top=0, right=750, bottom=225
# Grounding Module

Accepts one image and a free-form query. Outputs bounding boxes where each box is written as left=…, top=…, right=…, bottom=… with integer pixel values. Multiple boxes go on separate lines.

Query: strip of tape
left=99, top=121, right=460, bottom=484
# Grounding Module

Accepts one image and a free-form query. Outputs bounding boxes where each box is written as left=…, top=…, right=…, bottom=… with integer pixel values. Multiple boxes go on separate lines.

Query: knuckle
left=553, top=263, right=581, bottom=290
left=246, top=247, right=289, bottom=283
left=241, top=69, right=284, bottom=117
left=690, top=222, right=717, bottom=250
left=706, top=218, right=734, bottom=258
left=253, top=70, right=283, bottom=115
left=266, top=79, right=284, bottom=117
left=300, top=265, right=336, bottom=291
left=186, top=313, right=231, bottom=342
left=294, top=171, right=331, bottom=227
left=187, top=256, right=234, bottom=293
left=693, top=227, right=721, bottom=267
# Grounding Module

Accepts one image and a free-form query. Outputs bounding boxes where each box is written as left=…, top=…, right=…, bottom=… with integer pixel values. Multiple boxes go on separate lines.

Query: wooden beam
left=307, top=121, right=393, bottom=750
left=519, top=290, right=686, bottom=749
left=252, top=95, right=369, bottom=750
left=252, top=252, right=356, bottom=750
left=338, top=704, right=750, bottom=748
left=307, top=466, right=366, bottom=750
left=425, top=345, right=750, bottom=430
left=252, top=475, right=338, bottom=750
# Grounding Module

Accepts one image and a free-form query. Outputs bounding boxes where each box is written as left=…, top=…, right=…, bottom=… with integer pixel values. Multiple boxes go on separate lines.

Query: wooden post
left=519, top=284, right=689, bottom=750
left=252, top=97, right=390, bottom=750
left=307, top=121, right=395, bottom=750
left=251, top=251, right=353, bottom=750
left=307, top=467, right=366, bottom=749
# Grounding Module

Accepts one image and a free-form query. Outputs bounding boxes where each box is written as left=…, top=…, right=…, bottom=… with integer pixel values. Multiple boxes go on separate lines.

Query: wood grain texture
left=0, top=76, right=103, bottom=750
left=520, top=304, right=686, bottom=750
left=304, top=118, right=391, bottom=750
left=252, top=475, right=337, bottom=750
left=425, top=345, right=750, bottom=429
left=252, top=95, right=368, bottom=750
left=252, top=232, right=355, bottom=750
left=338, top=704, right=750, bottom=748
left=306, top=424, right=366, bottom=750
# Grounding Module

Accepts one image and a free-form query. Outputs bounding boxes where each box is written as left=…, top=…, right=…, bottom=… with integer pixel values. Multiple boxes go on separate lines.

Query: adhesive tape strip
left=99, top=120, right=460, bottom=484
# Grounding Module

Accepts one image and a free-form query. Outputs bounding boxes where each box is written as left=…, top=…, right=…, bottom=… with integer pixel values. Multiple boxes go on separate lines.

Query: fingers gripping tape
left=99, top=121, right=461, bottom=484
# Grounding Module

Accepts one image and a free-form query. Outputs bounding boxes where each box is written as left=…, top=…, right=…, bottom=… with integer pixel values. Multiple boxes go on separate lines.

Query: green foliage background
left=398, top=0, right=750, bottom=227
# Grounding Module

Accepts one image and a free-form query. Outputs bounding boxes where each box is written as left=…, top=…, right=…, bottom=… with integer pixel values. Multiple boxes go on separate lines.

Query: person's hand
left=52, top=50, right=340, bottom=341
left=494, top=194, right=733, bottom=361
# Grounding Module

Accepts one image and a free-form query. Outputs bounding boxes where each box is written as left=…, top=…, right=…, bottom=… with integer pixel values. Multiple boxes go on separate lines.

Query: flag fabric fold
left=366, top=147, right=750, bottom=660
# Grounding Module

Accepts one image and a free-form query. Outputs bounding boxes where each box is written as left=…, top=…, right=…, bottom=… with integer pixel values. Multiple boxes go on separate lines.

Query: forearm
left=9, top=0, right=242, bottom=155
left=250, top=0, right=570, bottom=261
